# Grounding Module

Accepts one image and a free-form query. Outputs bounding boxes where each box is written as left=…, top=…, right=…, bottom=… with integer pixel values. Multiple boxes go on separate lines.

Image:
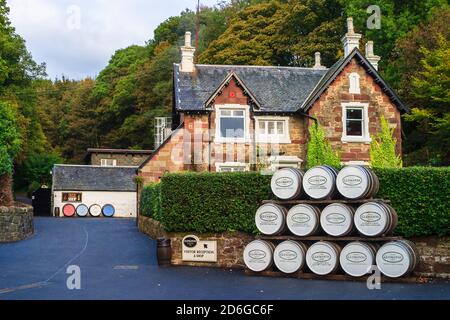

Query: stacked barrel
left=244, top=166, right=418, bottom=279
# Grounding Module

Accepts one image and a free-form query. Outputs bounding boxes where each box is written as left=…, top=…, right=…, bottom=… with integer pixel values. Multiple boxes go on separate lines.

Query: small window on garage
left=62, top=193, right=82, bottom=202
left=101, top=159, right=117, bottom=166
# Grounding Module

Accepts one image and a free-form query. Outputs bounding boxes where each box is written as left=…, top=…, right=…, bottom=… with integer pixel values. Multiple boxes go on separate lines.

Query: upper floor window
left=101, top=159, right=117, bottom=167
left=349, top=72, right=361, bottom=94
left=215, top=105, right=248, bottom=143
left=341, top=102, right=371, bottom=143
left=256, top=117, right=291, bottom=144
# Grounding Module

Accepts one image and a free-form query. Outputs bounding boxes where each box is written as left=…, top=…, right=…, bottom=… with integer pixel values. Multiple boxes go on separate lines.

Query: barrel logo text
left=342, top=175, right=362, bottom=186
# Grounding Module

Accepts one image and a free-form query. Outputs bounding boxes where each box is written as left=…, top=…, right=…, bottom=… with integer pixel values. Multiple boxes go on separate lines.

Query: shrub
left=307, top=122, right=341, bottom=168
left=140, top=183, right=162, bottom=221
left=160, top=172, right=273, bottom=233
left=156, top=168, right=449, bottom=237
left=375, top=167, right=450, bottom=237
left=370, top=116, right=402, bottom=168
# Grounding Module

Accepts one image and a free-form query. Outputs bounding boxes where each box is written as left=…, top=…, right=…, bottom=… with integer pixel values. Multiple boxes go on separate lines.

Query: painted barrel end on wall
left=62, top=204, right=76, bottom=217
left=89, top=204, right=102, bottom=217
left=340, top=242, right=378, bottom=277
left=270, top=168, right=304, bottom=200
left=376, top=240, right=419, bottom=278
left=286, top=204, right=321, bottom=236
left=336, top=165, right=379, bottom=200
left=76, top=204, right=89, bottom=217
left=255, top=203, right=287, bottom=236
left=354, top=202, right=398, bottom=237
left=302, top=166, right=338, bottom=200
left=306, top=241, right=341, bottom=276
left=320, top=203, right=355, bottom=237
left=102, top=204, right=115, bottom=217
left=243, top=240, right=276, bottom=272
left=273, top=240, right=307, bottom=274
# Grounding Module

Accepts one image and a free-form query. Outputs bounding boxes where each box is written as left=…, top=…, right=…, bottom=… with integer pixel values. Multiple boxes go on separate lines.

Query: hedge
left=160, top=172, right=273, bottom=234
left=141, top=167, right=450, bottom=237
left=140, top=183, right=162, bottom=221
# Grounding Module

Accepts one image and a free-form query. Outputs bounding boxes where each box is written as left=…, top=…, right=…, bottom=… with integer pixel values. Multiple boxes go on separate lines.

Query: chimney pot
left=347, top=17, right=355, bottom=34
left=313, top=52, right=326, bottom=69
left=341, top=17, right=362, bottom=57
left=365, top=41, right=381, bottom=71
left=184, top=31, right=192, bottom=48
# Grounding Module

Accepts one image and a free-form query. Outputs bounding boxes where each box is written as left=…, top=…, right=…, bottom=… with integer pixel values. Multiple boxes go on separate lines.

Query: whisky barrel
left=336, top=165, right=379, bottom=200
left=273, top=241, right=308, bottom=274
left=102, top=204, right=115, bottom=217
left=306, top=241, right=341, bottom=275
left=270, top=168, right=304, bottom=200
left=376, top=240, right=419, bottom=278
left=89, top=204, right=102, bottom=217
left=302, top=166, right=338, bottom=200
left=340, top=242, right=378, bottom=277
left=286, top=204, right=321, bottom=236
left=255, top=203, right=287, bottom=235
left=62, top=204, right=76, bottom=217
left=243, top=240, right=276, bottom=272
left=76, top=204, right=89, bottom=217
left=354, top=202, right=398, bottom=237
left=320, top=203, right=355, bottom=237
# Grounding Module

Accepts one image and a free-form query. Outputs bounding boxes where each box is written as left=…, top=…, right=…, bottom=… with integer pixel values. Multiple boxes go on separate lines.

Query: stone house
left=138, top=18, right=408, bottom=184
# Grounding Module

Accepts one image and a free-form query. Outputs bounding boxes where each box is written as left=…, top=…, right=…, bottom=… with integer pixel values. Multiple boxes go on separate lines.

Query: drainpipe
left=208, top=111, right=212, bottom=172
left=250, top=112, right=257, bottom=171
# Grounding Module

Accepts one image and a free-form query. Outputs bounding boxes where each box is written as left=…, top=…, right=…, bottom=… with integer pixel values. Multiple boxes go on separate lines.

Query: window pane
left=258, top=121, right=266, bottom=135
left=277, top=121, right=284, bottom=135
left=347, top=108, right=362, bottom=120
left=268, top=121, right=275, bottom=134
left=220, top=118, right=245, bottom=138
left=346, top=120, right=363, bottom=136
left=221, top=110, right=231, bottom=116
left=233, top=110, right=244, bottom=117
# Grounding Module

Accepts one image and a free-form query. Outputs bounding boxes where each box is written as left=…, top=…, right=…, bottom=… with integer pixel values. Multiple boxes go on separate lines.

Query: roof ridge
left=186, top=63, right=329, bottom=71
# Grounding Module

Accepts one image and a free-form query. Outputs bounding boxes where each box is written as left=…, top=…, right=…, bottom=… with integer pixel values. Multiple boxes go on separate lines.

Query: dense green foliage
left=370, top=116, right=402, bottom=168
left=150, top=168, right=449, bottom=237
left=160, top=172, right=273, bottom=233
left=307, top=122, right=341, bottom=168
left=0, top=102, right=21, bottom=172
left=375, top=167, right=450, bottom=237
left=140, top=183, right=162, bottom=221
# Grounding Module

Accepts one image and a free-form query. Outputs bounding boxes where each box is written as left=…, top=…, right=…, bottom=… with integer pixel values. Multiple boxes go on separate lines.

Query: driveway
left=0, top=218, right=449, bottom=300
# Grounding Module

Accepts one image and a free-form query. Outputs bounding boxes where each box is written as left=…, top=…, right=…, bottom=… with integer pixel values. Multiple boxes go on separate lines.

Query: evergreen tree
left=370, top=116, right=402, bottom=168
left=307, top=122, right=341, bottom=169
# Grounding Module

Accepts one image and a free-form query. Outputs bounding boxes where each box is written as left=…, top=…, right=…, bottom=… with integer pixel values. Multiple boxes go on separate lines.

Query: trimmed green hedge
left=160, top=172, right=273, bottom=233
left=375, top=167, right=450, bottom=237
left=141, top=167, right=450, bottom=237
left=140, top=183, right=162, bottom=221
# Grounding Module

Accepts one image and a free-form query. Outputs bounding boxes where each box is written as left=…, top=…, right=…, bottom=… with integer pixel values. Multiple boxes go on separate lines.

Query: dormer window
left=349, top=72, right=361, bottom=94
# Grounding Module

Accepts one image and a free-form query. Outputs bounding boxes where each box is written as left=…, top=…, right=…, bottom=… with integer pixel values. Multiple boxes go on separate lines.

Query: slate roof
left=301, top=48, right=409, bottom=112
left=174, top=64, right=328, bottom=113
left=52, top=165, right=137, bottom=192
left=173, top=48, right=408, bottom=114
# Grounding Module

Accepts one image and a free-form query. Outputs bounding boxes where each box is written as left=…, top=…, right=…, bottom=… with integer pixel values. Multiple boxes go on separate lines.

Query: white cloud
left=7, top=0, right=220, bottom=79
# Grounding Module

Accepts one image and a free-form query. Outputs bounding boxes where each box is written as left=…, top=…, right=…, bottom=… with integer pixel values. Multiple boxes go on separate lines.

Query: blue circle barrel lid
left=76, top=204, right=89, bottom=217
left=102, top=204, right=115, bottom=217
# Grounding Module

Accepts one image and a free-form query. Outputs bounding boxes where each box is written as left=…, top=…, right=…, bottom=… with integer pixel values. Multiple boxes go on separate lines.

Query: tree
left=307, top=122, right=341, bottom=168
left=403, top=35, right=450, bottom=165
left=370, top=116, right=402, bottom=168
left=0, top=102, right=21, bottom=206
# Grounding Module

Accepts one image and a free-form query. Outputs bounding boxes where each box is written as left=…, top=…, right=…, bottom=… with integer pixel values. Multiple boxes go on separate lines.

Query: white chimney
left=180, top=31, right=195, bottom=73
left=365, top=41, right=381, bottom=71
left=312, top=52, right=326, bottom=69
left=341, top=17, right=362, bottom=57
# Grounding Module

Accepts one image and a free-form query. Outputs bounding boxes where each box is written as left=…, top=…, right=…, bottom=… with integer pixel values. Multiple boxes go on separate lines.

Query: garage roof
left=52, top=165, right=137, bottom=192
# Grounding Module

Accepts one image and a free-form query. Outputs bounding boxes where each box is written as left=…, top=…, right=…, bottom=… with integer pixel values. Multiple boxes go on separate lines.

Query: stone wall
left=0, top=205, right=34, bottom=242
left=308, top=57, right=402, bottom=162
left=138, top=217, right=450, bottom=279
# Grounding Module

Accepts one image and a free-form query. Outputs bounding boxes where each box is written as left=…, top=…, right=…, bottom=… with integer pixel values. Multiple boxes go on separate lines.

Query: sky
left=7, top=0, right=220, bottom=80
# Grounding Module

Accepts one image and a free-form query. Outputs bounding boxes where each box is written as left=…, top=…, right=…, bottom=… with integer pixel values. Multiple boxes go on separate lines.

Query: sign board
left=182, top=235, right=217, bottom=262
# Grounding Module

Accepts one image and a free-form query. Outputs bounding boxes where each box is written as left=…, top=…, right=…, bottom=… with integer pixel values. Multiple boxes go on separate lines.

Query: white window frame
left=255, top=116, right=291, bottom=144
left=341, top=102, right=371, bottom=143
left=215, top=104, right=250, bottom=144
left=100, top=159, right=117, bottom=167
left=215, top=162, right=249, bottom=172
left=349, top=72, right=361, bottom=94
